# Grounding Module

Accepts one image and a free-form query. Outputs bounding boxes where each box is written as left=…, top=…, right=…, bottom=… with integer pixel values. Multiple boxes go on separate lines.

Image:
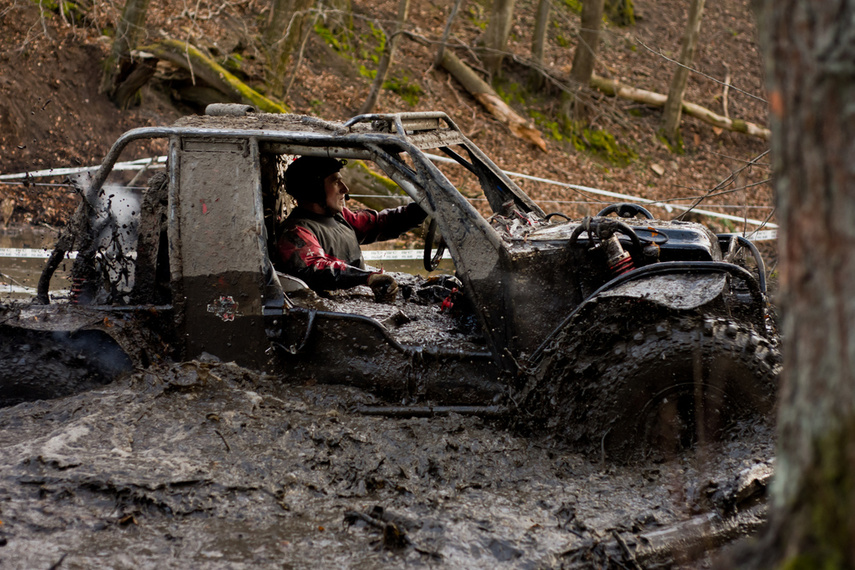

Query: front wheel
left=523, top=313, right=780, bottom=460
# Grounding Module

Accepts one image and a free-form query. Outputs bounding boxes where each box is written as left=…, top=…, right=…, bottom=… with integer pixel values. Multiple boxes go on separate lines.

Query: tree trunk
left=755, top=0, right=855, bottom=567
left=564, top=0, right=604, bottom=123
left=604, top=0, right=635, bottom=27
left=100, top=0, right=151, bottom=104
left=318, top=0, right=352, bottom=34
left=482, top=0, right=517, bottom=79
left=264, top=0, right=315, bottom=99
left=358, top=0, right=410, bottom=115
left=660, top=0, right=706, bottom=145
left=528, top=0, right=550, bottom=90
left=433, top=0, right=464, bottom=68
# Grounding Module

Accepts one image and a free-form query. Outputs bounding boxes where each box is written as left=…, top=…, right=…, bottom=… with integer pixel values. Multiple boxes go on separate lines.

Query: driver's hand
left=367, top=273, right=398, bottom=303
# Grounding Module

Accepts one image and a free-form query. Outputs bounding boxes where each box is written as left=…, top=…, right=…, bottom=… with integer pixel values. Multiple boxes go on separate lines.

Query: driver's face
left=323, top=172, right=349, bottom=214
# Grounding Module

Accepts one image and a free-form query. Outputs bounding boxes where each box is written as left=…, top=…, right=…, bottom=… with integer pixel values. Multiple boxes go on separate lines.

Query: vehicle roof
left=171, top=110, right=468, bottom=150
left=173, top=113, right=356, bottom=133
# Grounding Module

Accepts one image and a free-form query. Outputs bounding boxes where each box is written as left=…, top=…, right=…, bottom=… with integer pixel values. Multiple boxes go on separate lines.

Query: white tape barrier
left=0, top=248, right=446, bottom=261
left=746, top=230, right=777, bottom=242
left=2, top=154, right=775, bottom=228
left=0, top=248, right=73, bottom=259
left=0, top=284, right=70, bottom=296
left=0, top=157, right=166, bottom=180
left=363, top=249, right=451, bottom=261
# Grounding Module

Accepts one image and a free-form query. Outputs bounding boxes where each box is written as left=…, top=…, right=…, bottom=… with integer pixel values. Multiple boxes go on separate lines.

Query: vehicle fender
left=595, top=272, right=727, bottom=311
left=2, top=304, right=159, bottom=369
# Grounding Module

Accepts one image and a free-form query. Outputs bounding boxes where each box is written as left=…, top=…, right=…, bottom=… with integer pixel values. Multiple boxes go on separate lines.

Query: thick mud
left=0, top=360, right=773, bottom=569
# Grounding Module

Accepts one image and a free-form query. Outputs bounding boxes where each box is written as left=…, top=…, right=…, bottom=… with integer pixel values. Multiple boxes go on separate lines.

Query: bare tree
left=264, top=0, right=315, bottom=99
left=528, top=0, right=550, bottom=89
left=317, top=0, right=352, bottom=34
left=482, top=0, right=517, bottom=79
left=752, top=0, right=855, bottom=566
left=100, top=0, right=154, bottom=108
left=358, top=0, right=410, bottom=114
left=433, top=0, right=464, bottom=68
left=563, top=0, right=604, bottom=123
left=660, top=0, right=706, bottom=145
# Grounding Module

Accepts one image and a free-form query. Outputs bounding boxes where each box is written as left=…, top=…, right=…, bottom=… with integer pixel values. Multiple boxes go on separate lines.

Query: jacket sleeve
left=275, top=226, right=374, bottom=290
left=343, top=202, right=428, bottom=245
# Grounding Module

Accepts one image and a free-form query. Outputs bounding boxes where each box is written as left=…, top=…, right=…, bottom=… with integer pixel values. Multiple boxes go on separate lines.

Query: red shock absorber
left=609, top=252, right=635, bottom=276
left=70, top=277, right=85, bottom=304
left=604, top=234, right=635, bottom=276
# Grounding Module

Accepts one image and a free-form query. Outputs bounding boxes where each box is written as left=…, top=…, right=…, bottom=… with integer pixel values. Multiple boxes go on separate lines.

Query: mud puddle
left=0, top=360, right=773, bottom=569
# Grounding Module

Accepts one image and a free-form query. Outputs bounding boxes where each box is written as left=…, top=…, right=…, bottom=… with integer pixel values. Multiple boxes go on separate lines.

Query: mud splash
left=0, top=360, right=773, bottom=569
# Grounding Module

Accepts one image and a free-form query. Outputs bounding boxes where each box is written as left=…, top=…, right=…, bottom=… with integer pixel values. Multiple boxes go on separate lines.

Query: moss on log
left=141, top=39, right=288, bottom=113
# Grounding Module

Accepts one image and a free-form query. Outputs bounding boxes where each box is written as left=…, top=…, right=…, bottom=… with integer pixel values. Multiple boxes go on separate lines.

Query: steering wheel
left=596, top=203, right=654, bottom=220
left=423, top=218, right=447, bottom=272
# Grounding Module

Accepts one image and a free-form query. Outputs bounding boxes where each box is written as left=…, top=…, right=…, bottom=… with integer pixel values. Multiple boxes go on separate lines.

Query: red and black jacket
left=274, top=203, right=426, bottom=290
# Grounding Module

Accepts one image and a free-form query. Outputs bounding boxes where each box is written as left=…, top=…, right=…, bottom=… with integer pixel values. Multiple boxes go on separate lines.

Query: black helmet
left=284, top=156, right=346, bottom=204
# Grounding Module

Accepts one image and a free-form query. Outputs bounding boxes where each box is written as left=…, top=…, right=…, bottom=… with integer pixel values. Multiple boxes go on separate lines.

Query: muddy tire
left=526, top=312, right=780, bottom=460
left=0, top=327, right=133, bottom=407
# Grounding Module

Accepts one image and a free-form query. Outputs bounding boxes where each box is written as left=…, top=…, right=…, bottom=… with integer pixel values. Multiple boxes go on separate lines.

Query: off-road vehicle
left=1, top=107, right=779, bottom=455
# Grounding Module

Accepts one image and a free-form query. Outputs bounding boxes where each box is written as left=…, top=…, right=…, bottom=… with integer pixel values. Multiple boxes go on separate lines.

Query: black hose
left=423, top=217, right=447, bottom=271
left=544, top=212, right=572, bottom=222
left=567, top=217, right=592, bottom=249
left=567, top=217, right=643, bottom=254
left=35, top=248, right=65, bottom=305
left=596, top=203, right=655, bottom=219
left=718, top=234, right=767, bottom=293
left=613, top=220, right=643, bottom=252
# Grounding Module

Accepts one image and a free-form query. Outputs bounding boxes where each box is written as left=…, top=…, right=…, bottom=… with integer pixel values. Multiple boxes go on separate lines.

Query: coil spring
left=609, top=254, right=635, bottom=277
left=70, top=277, right=85, bottom=304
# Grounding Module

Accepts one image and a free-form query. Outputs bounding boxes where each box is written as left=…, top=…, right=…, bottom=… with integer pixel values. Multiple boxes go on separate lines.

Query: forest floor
left=0, top=0, right=773, bottom=233
left=0, top=0, right=777, bottom=567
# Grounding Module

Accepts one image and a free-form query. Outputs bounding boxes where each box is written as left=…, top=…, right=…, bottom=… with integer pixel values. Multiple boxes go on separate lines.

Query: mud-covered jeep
left=2, top=107, right=779, bottom=455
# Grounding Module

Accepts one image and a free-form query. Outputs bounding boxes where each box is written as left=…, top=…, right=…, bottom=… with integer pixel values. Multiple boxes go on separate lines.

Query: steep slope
left=0, top=0, right=772, bottom=232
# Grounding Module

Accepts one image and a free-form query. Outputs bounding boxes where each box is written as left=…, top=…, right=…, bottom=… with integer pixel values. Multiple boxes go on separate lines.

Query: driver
left=273, top=156, right=427, bottom=301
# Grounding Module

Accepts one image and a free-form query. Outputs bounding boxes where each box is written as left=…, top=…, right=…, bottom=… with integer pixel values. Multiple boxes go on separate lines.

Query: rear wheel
left=0, top=327, right=133, bottom=407
left=525, top=313, right=780, bottom=460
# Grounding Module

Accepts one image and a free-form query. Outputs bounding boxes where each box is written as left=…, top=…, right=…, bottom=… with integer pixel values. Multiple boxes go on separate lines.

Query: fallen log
left=590, top=74, right=770, bottom=140
left=560, top=504, right=767, bottom=569
left=440, top=50, right=548, bottom=152
left=560, top=463, right=773, bottom=569
left=138, top=39, right=288, bottom=114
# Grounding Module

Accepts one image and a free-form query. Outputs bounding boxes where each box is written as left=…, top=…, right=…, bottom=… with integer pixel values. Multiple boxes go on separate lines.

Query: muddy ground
left=0, top=357, right=773, bottom=569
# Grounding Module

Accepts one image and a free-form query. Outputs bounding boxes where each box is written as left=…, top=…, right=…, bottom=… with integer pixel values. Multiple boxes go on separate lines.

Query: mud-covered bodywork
left=9, top=108, right=779, bottom=455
